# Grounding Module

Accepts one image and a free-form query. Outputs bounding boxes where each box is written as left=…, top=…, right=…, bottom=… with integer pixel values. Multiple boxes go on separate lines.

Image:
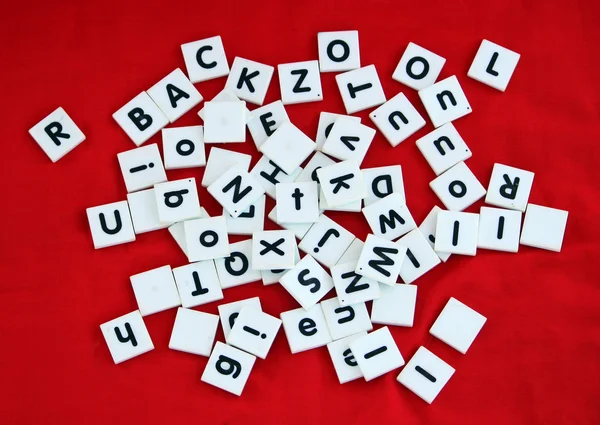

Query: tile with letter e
left=485, top=163, right=534, bottom=212
left=318, top=160, right=367, bottom=207
left=130, top=265, right=181, bottom=316
left=207, top=164, right=265, bottom=218
left=371, top=283, right=417, bottom=327
left=335, top=65, right=386, bottom=114
left=362, top=165, right=405, bottom=207
left=148, top=68, right=203, bottom=123
left=251, top=230, right=296, bottom=270
left=362, top=193, right=417, bottom=241
left=218, top=297, right=262, bottom=343
left=225, top=57, right=274, bottom=105
left=280, top=255, right=334, bottom=310
left=327, top=332, right=367, bottom=384
left=416, top=123, right=472, bottom=176
left=435, top=211, right=479, bottom=256
left=430, top=162, right=486, bottom=211
left=278, top=60, right=323, bottom=104
left=181, top=35, right=229, bottom=83
left=202, top=147, right=251, bottom=188
left=349, top=327, right=405, bottom=381
left=87, top=200, right=136, bottom=249
left=100, top=310, right=154, bottom=364
left=396, top=229, right=441, bottom=283
left=369, top=92, right=426, bottom=147
left=467, top=39, right=520, bottom=92
left=418, top=76, right=471, bottom=128
left=322, top=117, right=375, bottom=165
left=419, top=206, right=451, bottom=262
left=162, top=125, right=206, bottom=169
left=251, top=155, right=303, bottom=199
left=127, top=188, right=171, bottom=234
left=172, top=260, right=223, bottom=308
left=315, top=113, right=361, bottom=151
left=201, top=341, right=256, bottom=396
left=520, top=204, right=568, bottom=252
left=117, top=143, right=167, bottom=193
left=214, top=239, right=262, bottom=289
left=298, top=214, right=355, bottom=268
left=259, top=121, right=316, bottom=175
left=29, top=107, right=85, bottom=162
left=355, top=234, right=406, bottom=285
left=228, top=307, right=282, bottom=359
left=318, top=30, right=360, bottom=72
left=247, top=100, right=289, bottom=149
left=392, top=42, right=446, bottom=91
left=276, top=182, right=320, bottom=223
left=203, top=100, right=246, bottom=143
left=430, top=297, right=487, bottom=354
left=477, top=207, right=522, bottom=253
left=397, top=346, right=455, bottom=404
left=280, top=304, right=332, bottom=353
left=154, top=178, right=201, bottom=223
left=113, top=91, right=169, bottom=146
left=224, top=194, right=265, bottom=235
left=169, top=307, right=219, bottom=357
left=321, top=297, right=373, bottom=341
left=184, top=216, right=230, bottom=262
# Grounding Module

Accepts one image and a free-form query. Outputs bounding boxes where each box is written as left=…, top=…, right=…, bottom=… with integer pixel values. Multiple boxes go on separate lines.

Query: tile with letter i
left=349, top=327, right=405, bottom=381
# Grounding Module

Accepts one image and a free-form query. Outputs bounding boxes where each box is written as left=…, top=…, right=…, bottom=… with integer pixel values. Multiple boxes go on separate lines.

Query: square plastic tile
left=280, top=255, right=334, bottom=310
left=355, top=234, right=406, bottom=285
left=228, top=307, right=282, bottom=359
left=224, top=194, right=265, bottom=235
left=184, top=216, right=230, bottom=262
left=467, top=39, right=520, bottom=92
left=247, top=100, right=289, bottom=149
left=418, top=206, right=451, bottom=262
left=298, top=214, right=355, bottom=268
left=416, top=123, right=472, bottom=175
left=477, top=207, right=522, bottom=253
left=147, top=68, right=203, bottom=123
left=278, top=60, right=323, bottom=104
left=485, top=163, right=534, bottom=212
left=276, top=182, right=320, bottom=223
left=520, top=204, right=568, bottom=252
left=154, top=178, right=201, bottom=223
left=418, top=76, right=471, bottom=128
left=130, top=265, right=181, bottom=316
left=335, top=65, right=386, bottom=114
left=430, top=297, right=487, bottom=354
left=207, top=164, right=265, bottom=218
left=28, top=107, right=85, bottom=162
left=349, top=327, right=405, bottom=381
left=336, top=239, right=365, bottom=266
left=318, top=30, right=360, bottom=72
left=86, top=200, right=136, bottom=249
left=259, top=121, right=316, bottom=175
left=318, top=160, right=367, bottom=207
left=321, top=297, right=373, bottom=340
left=117, top=143, right=167, bottom=193
left=172, top=260, right=223, bottom=308
left=326, top=332, right=367, bottom=384
left=167, top=207, right=209, bottom=256
left=218, top=297, right=262, bottom=343
left=197, top=88, right=251, bottom=122
left=214, top=239, right=262, bottom=289
left=202, top=147, right=251, bottom=187
left=322, top=117, right=375, bottom=165
left=280, top=304, right=333, bottom=353
left=113, top=91, right=169, bottom=146
left=429, top=162, right=486, bottom=211
left=331, top=261, right=380, bottom=306
left=225, top=57, right=274, bottom=105
left=319, top=187, right=362, bottom=212
left=203, top=100, right=246, bottom=143
left=362, top=165, right=405, bottom=207
left=181, top=35, right=229, bottom=83
left=127, top=188, right=171, bottom=234
left=362, top=193, right=417, bottom=240
left=315, top=113, right=361, bottom=151
left=268, top=206, right=313, bottom=240
left=369, top=92, right=426, bottom=147
left=251, top=230, right=296, bottom=270
left=169, top=308, right=219, bottom=356
left=260, top=243, right=300, bottom=285
left=100, top=310, right=154, bottom=364
left=371, top=283, right=417, bottom=327
left=251, top=155, right=303, bottom=199
left=435, top=211, right=479, bottom=256
left=201, top=341, right=256, bottom=396
left=396, top=229, right=441, bottom=283
left=162, top=125, right=206, bottom=169
left=392, top=42, right=446, bottom=91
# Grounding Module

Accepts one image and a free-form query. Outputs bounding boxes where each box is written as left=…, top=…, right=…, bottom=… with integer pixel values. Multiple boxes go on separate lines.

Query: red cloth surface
left=1, top=1, right=599, bottom=424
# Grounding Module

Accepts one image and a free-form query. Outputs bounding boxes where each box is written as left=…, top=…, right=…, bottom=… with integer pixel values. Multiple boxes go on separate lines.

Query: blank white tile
left=336, top=239, right=365, bottom=266
left=218, top=297, right=262, bottom=343
left=467, top=39, right=520, bottom=92
left=251, top=155, right=303, bottom=199
left=322, top=297, right=372, bottom=340
left=520, top=204, right=568, bottom=252
left=214, top=239, right=262, bottom=289
left=167, top=207, right=209, bottom=256
left=169, top=307, right=219, bottom=356
left=100, top=310, right=154, bottom=364
left=154, top=178, right=201, bottom=223
left=392, top=42, right=446, bottom=91
left=260, top=243, right=300, bottom=285
left=278, top=60, right=323, bottom=104
left=172, top=260, right=223, bottom=308
left=362, top=193, right=417, bottom=241
left=318, top=160, right=367, bottom=207
left=276, top=182, right=320, bottom=223
left=202, top=147, right=251, bottom=187
left=207, top=164, right=265, bottom=218
left=362, top=165, right=405, bottom=207
left=184, top=216, right=230, bottom=262
left=430, top=297, right=487, bottom=354
left=181, top=35, right=229, bottom=83
left=225, top=57, right=274, bottom=105
left=327, top=332, right=367, bottom=384
left=319, top=187, right=362, bottom=212
left=322, top=117, right=375, bottom=165
left=280, top=255, right=334, bottom=310
left=349, top=327, right=405, bottom=381
left=369, top=92, right=426, bottom=147
left=203, top=100, right=246, bottom=143
left=247, top=100, right=289, bottom=149
left=298, top=214, right=355, bottom=268
left=224, top=194, right=265, bottom=235
left=117, top=143, right=167, bottom=193
left=418, top=206, right=451, bottom=262
left=127, top=188, right=171, bottom=234
left=28, top=107, right=85, bottom=162
left=397, top=346, right=455, bottom=404
left=86, top=200, right=136, bottom=249
left=228, top=307, right=282, bottom=359
left=335, top=65, right=386, bottom=114
left=418, top=76, right=471, bottom=128
left=251, top=230, right=296, bottom=270
left=147, top=68, right=203, bottom=123
left=430, top=162, right=486, bottom=211
left=416, top=123, right=472, bottom=175
left=435, top=211, right=479, bottom=256
left=268, top=206, right=313, bottom=240
left=315, top=113, right=361, bottom=151
left=201, top=341, right=256, bottom=396
left=113, top=91, right=169, bottom=146
left=371, top=284, right=417, bottom=327
left=280, top=304, right=332, bottom=353
left=396, top=229, right=441, bottom=283
left=130, top=265, right=181, bottom=316
left=318, top=30, right=360, bottom=72
left=355, top=234, right=406, bottom=285
left=331, top=261, right=380, bottom=306
left=162, top=126, right=206, bottom=169
left=197, top=88, right=251, bottom=122
left=485, top=163, right=534, bottom=212
left=259, top=122, right=316, bottom=175
left=477, top=207, right=522, bottom=253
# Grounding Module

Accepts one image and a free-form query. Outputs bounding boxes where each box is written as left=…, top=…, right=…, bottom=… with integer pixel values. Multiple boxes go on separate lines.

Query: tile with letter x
left=172, top=260, right=223, bottom=308
left=228, top=307, right=282, bottom=359
left=280, top=304, right=333, bottom=354
left=207, top=164, right=265, bottom=218
left=349, top=327, right=405, bottom=381
left=201, top=341, right=256, bottom=396
left=100, top=310, right=154, bottom=364
left=355, top=234, right=406, bottom=285
left=251, top=230, right=296, bottom=270
left=279, top=255, right=334, bottom=310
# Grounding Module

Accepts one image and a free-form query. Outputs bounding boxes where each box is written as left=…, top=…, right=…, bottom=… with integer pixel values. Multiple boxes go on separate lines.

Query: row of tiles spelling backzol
left=30, top=31, right=567, bottom=403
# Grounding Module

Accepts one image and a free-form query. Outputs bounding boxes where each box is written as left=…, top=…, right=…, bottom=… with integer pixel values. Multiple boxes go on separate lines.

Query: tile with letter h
left=117, top=143, right=167, bottom=193
left=279, top=255, right=334, bottom=310
left=87, top=200, right=136, bottom=249
left=147, top=68, right=203, bottom=123
left=218, top=297, right=262, bottom=344
left=369, top=92, right=426, bottom=147
left=154, top=178, right=202, bottom=223
left=28, top=107, right=85, bottom=162
left=321, top=297, right=373, bottom=341
left=227, top=306, right=282, bottom=359
left=172, top=260, right=223, bottom=308
left=335, top=65, right=386, bottom=114
left=355, top=234, right=406, bottom=285
left=467, top=39, right=520, bottom=92
left=485, top=163, right=534, bottom=212
left=251, top=230, right=297, bottom=271
left=349, top=327, right=405, bottom=381
left=169, top=307, right=219, bottom=357
left=251, top=155, right=303, bottom=199
left=162, top=126, right=206, bottom=170
left=298, top=214, right=355, bottom=268
left=100, top=310, right=154, bottom=364
left=327, top=332, right=367, bottom=384
left=416, top=123, right=472, bottom=176
left=225, top=57, right=274, bottom=105
left=184, top=216, right=230, bottom=262
left=362, top=192, right=417, bottom=241
left=318, top=30, right=361, bottom=73
left=113, top=91, right=168, bottom=146
left=418, top=76, right=471, bottom=128
left=429, top=161, right=486, bottom=211
left=317, top=160, right=367, bottom=207
left=322, top=117, right=375, bottom=165
left=214, top=239, right=262, bottom=289
left=207, top=164, right=266, bottom=218
left=362, top=165, right=405, bottom=207
left=278, top=60, right=323, bottom=104
left=392, top=42, right=446, bottom=91
left=331, top=261, right=380, bottom=306
left=280, top=304, right=333, bottom=353
left=201, top=341, right=256, bottom=396
left=181, top=35, right=230, bottom=83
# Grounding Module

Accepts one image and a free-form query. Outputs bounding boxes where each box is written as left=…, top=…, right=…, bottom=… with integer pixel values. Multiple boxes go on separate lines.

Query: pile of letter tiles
left=29, top=32, right=569, bottom=402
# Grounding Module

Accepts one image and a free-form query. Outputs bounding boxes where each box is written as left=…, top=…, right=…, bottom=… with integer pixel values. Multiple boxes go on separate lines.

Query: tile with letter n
left=349, top=327, right=405, bottom=381
left=355, top=234, right=406, bottom=286
left=100, top=310, right=154, bottom=364
left=207, top=164, right=265, bottom=218
left=172, top=260, right=223, bottom=308
left=86, top=200, right=136, bottom=249
left=418, top=75, right=471, bottom=128
left=201, top=342, right=256, bottom=396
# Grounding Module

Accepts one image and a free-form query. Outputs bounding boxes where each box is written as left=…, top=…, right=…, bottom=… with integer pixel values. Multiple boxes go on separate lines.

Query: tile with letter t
left=327, top=332, right=367, bottom=384
left=259, top=121, right=316, bottom=175
left=181, top=35, right=230, bottom=83
left=148, top=68, right=203, bottom=123
left=318, top=30, right=360, bottom=72
left=28, top=107, right=85, bottom=162
left=224, top=194, right=265, bottom=235
left=477, top=207, right=522, bottom=253
left=214, top=240, right=262, bottom=289
left=485, top=163, right=534, bottom=212
left=279, top=255, right=334, bottom=310
left=435, top=211, right=479, bottom=256
left=335, top=65, right=386, bottom=114
left=392, top=42, right=446, bottom=91
left=362, top=166, right=405, bottom=207
left=207, top=164, right=266, bottom=218
left=113, top=91, right=169, bottom=146
left=100, top=310, right=154, bottom=364
left=225, top=57, right=274, bottom=105
left=396, top=229, right=441, bottom=283
left=416, top=123, right=472, bottom=176
left=520, top=204, right=568, bottom=252
left=280, top=304, right=333, bottom=353
left=276, top=182, right=320, bottom=224
left=315, top=113, right=361, bottom=151
left=322, top=117, right=375, bottom=165
left=321, top=297, right=373, bottom=341
left=127, top=188, right=171, bottom=234
left=362, top=193, right=417, bottom=241
left=251, top=230, right=296, bottom=270
left=429, top=161, right=486, bottom=211
left=397, top=346, right=455, bottom=404
left=468, top=39, right=520, bottom=92
left=298, top=214, right=355, bottom=268
left=247, top=100, right=290, bottom=149
left=268, top=206, right=313, bottom=240
left=218, top=297, right=262, bottom=343
left=317, top=160, right=367, bottom=207
left=251, top=155, right=303, bottom=199
left=430, top=297, right=487, bottom=354
left=418, top=76, right=471, bottom=128
left=349, top=327, right=405, bottom=381
left=419, top=206, right=451, bottom=262
left=169, top=308, right=219, bottom=357
left=130, top=265, right=181, bottom=316
left=184, top=216, right=230, bottom=262
left=203, top=100, right=246, bottom=143
left=201, top=341, right=256, bottom=396
left=86, top=200, right=136, bottom=249
left=154, top=178, right=201, bottom=223
left=117, top=143, right=167, bottom=193
left=228, top=307, right=282, bottom=359
left=202, top=147, right=251, bottom=188
left=278, top=60, right=323, bottom=104
left=162, top=126, right=206, bottom=170
left=355, top=234, right=406, bottom=285
left=371, top=283, right=417, bottom=327
left=172, top=260, right=223, bottom=308
left=369, top=92, right=426, bottom=147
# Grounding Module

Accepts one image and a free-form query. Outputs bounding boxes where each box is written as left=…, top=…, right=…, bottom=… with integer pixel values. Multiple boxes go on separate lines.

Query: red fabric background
left=1, top=1, right=599, bottom=424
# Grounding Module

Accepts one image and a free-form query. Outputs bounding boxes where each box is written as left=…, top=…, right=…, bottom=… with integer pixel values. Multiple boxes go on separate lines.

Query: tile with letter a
left=214, top=239, right=262, bottom=289
left=485, top=163, right=534, bottom=212
left=181, top=35, right=230, bottom=83
left=207, top=164, right=265, bottom=218
left=322, top=117, right=375, bottom=165
left=228, top=307, right=282, bottom=359
left=416, top=123, right=472, bottom=176
left=434, top=211, right=479, bottom=256
left=278, top=60, right=323, bottom=105
left=172, top=260, right=223, bottom=308
left=335, top=65, right=386, bottom=114
left=418, top=76, right=471, bottom=128
left=225, top=57, right=274, bottom=105
left=117, top=143, right=167, bottom=193
left=87, top=200, right=136, bottom=249
left=369, top=92, right=426, bottom=147
left=113, top=91, right=169, bottom=146
left=100, top=310, right=154, bottom=364
left=327, top=332, right=367, bottom=384
left=280, top=304, right=333, bottom=353
left=467, top=39, right=520, bottom=92
left=279, top=255, right=334, bottom=310
left=259, top=122, right=316, bottom=175
left=28, top=107, right=85, bottom=162
left=147, top=68, right=203, bottom=123
left=429, top=161, right=486, bottom=212
left=318, top=30, right=361, bottom=73
left=371, top=283, right=417, bottom=327
left=349, top=327, right=405, bottom=381
left=218, top=297, right=262, bottom=343
left=355, top=234, right=406, bottom=285
left=429, top=297, right=487, bottom=354
left=362, top=192, right=417, bottom=241
left=392, top=42, right=446, bottom=91
left=520, top=204, right=568, bottom=252
left=298, top=214, right=355, bottom=268
left=154, top=178, right=202, bottom=223
left=396, top=229, right=441, bottom=283
left=130, top=265, right=181, bottom=316
left=169, top=307, right=219, bottom=357
left=201, top=341, right=256, bottom=396
left=184, top=216, right=230, bottom=262
left=321, top=297, right=373, bottom=341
